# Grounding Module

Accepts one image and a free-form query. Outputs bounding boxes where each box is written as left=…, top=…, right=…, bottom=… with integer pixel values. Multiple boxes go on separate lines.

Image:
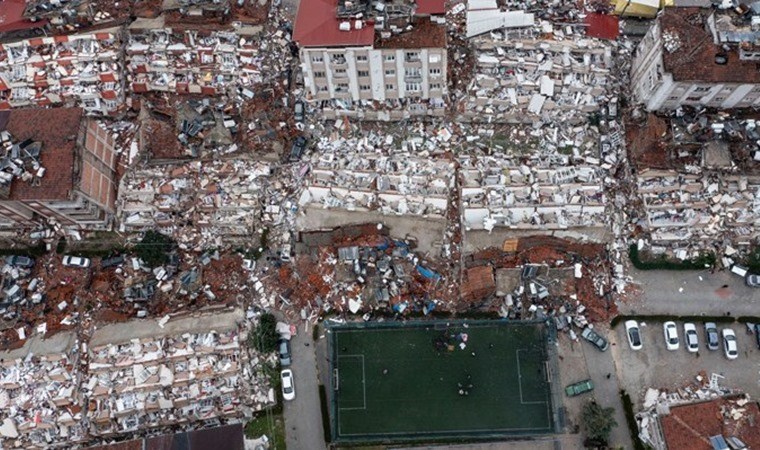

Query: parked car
left=683, top=323, right=699, bottom=353
left=4, top=255, right=35, bottom=268
left=722, top=328, right=738, bottom=360
left=755, top=324, right=760, bottom=350
left=62, top=255, right=91, bottom=268
left=101, top=255, right=125, bottom=269
left=565, top=379, right=594, bottom=397
left=289, top=136, right=307, bottom=162
left=278, top=339, right=292, bottom=366
left=281, top=369, right=295, bottom=401
left=704, top=322, right=720, bottom=351
left=581, top=327, right=609, bottom=352
left=294, top=101, right=305, bottom=122
left=625, top=320, right=642, bottom=350
left=664, top=321, right=679, bottom=351
left=746, top=273, right=760, bottom=287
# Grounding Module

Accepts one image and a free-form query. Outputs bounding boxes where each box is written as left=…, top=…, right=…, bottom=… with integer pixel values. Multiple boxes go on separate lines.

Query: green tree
left=582, top=400, right=618, bottom=447
left=248, top=313, right=279, bottom=353
left=134, top=230, right=175, bottom=267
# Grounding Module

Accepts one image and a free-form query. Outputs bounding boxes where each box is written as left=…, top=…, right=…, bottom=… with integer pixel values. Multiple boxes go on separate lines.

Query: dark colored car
left=5, top=255, right=35, bottom=268
left=101, top=255, right=125, bottom=269
left=581, top=327, right=609, bottom=352
left=294, top=101, right=305, bottom=122
left=278, top=339, right=292, bottom=366
left=755, top=324, right=760, bottom=350
left=289, top=136, right=307, bottom=162
left=704, top=322, right=719, bottom=351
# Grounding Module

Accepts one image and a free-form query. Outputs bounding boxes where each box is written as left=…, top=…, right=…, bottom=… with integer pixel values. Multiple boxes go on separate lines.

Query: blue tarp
left=416, top=265, right=441, bottom=281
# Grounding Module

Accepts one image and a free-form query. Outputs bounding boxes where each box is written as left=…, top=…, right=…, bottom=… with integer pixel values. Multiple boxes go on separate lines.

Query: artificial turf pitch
left=330, top=321, right=554, bottom=441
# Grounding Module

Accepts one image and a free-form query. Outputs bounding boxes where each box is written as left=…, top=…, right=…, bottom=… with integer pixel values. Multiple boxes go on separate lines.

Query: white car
left=62, top=255, right=91, bottom=268
left=625, top=320, right=642, bottom=350
left=683, top=323, right=699, bottom=353
left=722, top=328, right=738, bottom=360
left=281, top=369, right=295, bottom=401
left=664, top=321, right=679, bottom=351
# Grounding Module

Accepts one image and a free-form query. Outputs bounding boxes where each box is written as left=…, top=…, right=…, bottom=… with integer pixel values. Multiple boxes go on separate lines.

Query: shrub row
left=629, top=244, right=715, bottom=271
left=620, top=390, right=651, bottom=450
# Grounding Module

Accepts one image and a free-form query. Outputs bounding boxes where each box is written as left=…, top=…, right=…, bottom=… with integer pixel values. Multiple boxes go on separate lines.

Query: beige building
left=0, top=108, right=119, bottom=230
left=631, top=7, right=760, bottom=111
left=293, top=0, right=447, bottom=112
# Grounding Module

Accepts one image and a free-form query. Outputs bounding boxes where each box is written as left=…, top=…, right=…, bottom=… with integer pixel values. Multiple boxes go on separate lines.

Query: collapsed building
left=628, top=111, right=760, bottom=258
left=0, top=108, right=122, bottom=231
left=0, top=28, right=124, bottom=115
left=631, top=7, right=760, bottom=111
left=117, top=159, right=271, bottom=246
left=126, top=20, right=263, bottom=96
left=293, top=0, right=448, bottom=119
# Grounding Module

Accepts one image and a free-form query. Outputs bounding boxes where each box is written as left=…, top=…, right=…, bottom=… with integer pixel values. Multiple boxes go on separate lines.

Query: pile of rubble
left=0, top=28, right=124, bottom=115
left=0, top=352, right=86, bottom=449
left=117, top=159, right=271, bottom=246
left=628, top=109, right=760, bottom=260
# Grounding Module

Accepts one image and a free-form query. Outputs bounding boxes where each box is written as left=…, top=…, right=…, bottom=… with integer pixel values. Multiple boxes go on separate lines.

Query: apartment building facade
left=631, top=7, right=760, bottom=111
left=294, top=0, right=447, bottom=113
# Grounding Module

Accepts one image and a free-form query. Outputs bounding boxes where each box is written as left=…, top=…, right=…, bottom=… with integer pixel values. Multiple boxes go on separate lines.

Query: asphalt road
left=283, top=326, right=326, bottom=450
left=622, top=267, right=760, bottom=316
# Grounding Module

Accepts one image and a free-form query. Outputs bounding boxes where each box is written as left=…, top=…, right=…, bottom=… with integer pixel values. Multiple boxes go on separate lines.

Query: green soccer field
left=329, top=321, right=555, bottom=441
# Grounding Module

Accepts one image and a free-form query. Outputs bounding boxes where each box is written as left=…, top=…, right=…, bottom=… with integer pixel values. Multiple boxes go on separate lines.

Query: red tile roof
left=3, top=108, right=83, bottom=201
left=416, top=0, right=445, bottom=15
left=293, top=0, right=375, bottom=48
left=0, top=0, right=48, bottom=33
left=585, top=13, right=619, bottom=40
left=661, top=398, right=760, bottom=450
left=661, top=8, right=760, bottom=83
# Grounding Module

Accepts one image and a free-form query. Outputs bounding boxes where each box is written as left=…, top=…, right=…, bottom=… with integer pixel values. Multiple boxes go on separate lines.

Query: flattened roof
left=661, top=8, right=760, bottom=83
left=416, top=0, right=445, bottom=15
left=661, top=398, right=760, bottom=450
left=293, top=0, right=375, bottom=47
left=0, top=0, right=48, bottom=33
left=3, top=108, right=83, bottom=201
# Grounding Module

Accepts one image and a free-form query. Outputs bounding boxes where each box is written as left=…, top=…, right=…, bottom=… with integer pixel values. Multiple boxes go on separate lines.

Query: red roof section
left=661, top=398, right=760, bottom=450
left=0, top=0, right=48, bottom=33
left=585, top=13, right=619, bottom=40
left=416, top=0, right=445, bottom=15
left=4, top=108, right=83, bottom=201
left=293, top=0, right=374, bottom=47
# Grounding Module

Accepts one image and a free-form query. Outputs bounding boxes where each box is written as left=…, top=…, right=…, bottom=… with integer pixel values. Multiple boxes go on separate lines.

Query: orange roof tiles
left=293, top=0, right=375, bottom=47
left=661, top=398, right=760, bottom=450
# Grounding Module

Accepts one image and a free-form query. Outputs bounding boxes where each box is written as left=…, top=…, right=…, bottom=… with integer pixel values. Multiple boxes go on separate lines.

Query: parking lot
left=610, top=319, right=760, bottom=404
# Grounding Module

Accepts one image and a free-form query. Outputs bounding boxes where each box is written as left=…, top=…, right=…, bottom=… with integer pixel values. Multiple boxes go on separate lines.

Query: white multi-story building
left=293, top=0, right=447, bottom=114
left=631, top=7, right=760, bottom=111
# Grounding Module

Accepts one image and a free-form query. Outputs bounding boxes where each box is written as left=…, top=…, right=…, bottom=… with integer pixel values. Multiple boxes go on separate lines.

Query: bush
left=134, top=231, right=175, bottom=267
left=582, top=401, right=617, bottom=446
left=248, top=313, right=279, bottom=353
left=629, top=244, right=715, bottom=271
left=318, top=384, right=331, bottom=442
left=620, top=390, right=650, bottom=450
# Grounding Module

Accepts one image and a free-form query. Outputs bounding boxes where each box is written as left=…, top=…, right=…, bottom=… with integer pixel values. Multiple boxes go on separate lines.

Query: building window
left=334, top=68, right=346, bottom=77
left=429, top=68, right=442, bottom=76
left=318, top=85, right=328, bottom=92
left=384, top=54, right=395, bottom=62
left=405, top=68, right=421, bottom=78
left=385, top=84, right=395, bottom=90
left=668, top=95, right=679, bottom=100
left=712, top=97, right=725, bottom=102
left=336, top=83, right=349, bottom=92
left=430, top=83, right=441, bottom=90
left=693, top=86, right=710, bottom=92
left=429, top=54, right=441, bottom=64
left=312, top=55, right=323, bottom=63
left=358, top=70, right=369, bottom=77
left=331, top=54, right=346, bottom=64
left=385, top=69, right=395, bottom=76
left=356, top=55, right=368, bottom=62
left=314, top=71, right=325, bottom=78
left=360, top=85, right=370, bottom=91
left=406, top=82, right=420, bottom=91
left=405, top=52, right=419, bottom=62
